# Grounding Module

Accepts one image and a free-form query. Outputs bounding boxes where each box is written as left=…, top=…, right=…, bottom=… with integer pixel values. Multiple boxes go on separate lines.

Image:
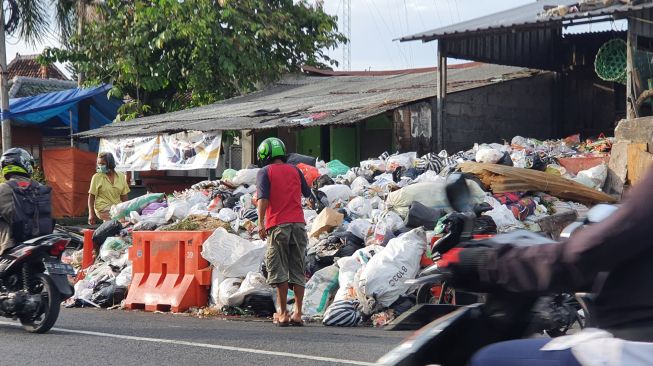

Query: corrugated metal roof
left=401, top=0, right=653, bottom=42
left=78, top=64, right=540, bottom=138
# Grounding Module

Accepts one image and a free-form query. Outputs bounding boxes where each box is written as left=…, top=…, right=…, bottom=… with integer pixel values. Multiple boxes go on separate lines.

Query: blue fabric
left=470, top=339, right=582, bottom=366
left=1, top=84, right=120, bottom=133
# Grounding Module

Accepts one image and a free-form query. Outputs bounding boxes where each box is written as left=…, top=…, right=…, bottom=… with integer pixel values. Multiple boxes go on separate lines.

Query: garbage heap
left=67, top=133, right=615, bottom=326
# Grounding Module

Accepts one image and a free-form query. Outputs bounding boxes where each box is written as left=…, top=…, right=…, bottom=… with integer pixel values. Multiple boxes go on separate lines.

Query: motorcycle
left=378, top=173, right=615, bottom=366
left=0, top=233, right=75, bottom=333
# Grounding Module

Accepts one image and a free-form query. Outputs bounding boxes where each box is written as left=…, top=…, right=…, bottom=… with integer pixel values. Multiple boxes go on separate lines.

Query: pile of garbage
left=68, top=133, right=614, bottom=324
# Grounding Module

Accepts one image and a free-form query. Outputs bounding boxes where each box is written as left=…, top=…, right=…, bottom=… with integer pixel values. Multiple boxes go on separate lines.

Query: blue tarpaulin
left=1, top=84, right=121, bottom=133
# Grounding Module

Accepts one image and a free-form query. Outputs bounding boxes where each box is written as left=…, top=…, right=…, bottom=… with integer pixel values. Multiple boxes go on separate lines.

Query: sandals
left=289, top=319, right=304, bottom=327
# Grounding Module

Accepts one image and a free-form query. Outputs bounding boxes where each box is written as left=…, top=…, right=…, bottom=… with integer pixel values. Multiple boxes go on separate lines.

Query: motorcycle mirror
left=446, top=173, right=473, bottom=213
left=586, top=204, right=618, bottom=224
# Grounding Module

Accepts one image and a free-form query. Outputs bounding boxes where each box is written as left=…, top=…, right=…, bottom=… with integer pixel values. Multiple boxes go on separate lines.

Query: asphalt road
left=0, top=308, right=411, bottom=366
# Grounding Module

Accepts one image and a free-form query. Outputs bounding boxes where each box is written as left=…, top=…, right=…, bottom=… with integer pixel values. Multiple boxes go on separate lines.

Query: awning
left=2, top=84, right=121, bottom=133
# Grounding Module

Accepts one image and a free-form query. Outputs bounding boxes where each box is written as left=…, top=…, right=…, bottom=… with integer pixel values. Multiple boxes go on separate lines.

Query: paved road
left=0, top=308, right=411, bottom=366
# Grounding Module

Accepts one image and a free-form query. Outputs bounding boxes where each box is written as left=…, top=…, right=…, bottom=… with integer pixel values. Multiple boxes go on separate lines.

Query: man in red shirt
left=256, top=138, right=311, bottom=327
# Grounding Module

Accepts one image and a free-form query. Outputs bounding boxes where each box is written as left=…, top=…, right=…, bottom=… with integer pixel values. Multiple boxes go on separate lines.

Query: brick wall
left=443, top=73, right=556, bottom=153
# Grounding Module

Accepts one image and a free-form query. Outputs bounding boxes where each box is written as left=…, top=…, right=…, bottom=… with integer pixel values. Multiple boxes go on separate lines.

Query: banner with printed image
left=99, top=131, right=222, bottom=171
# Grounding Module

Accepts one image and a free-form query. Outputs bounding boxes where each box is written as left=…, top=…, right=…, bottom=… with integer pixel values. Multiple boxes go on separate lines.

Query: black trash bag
left=287, top=153, right=317, bottom=167
left=313, top=175, right=335, bottom=189
left=390, top=295, right=417, bottom=317
left=260, top=260, right=268, bottom=279
left=223, top=193, right=243, bottom=209
left=530, top=155, right=548, bottom=171
left=392, top=167, right=403, bottom=183
left=309, top=189, right=329, bottom=214
left=404, top=202, right=444, bottom=229
left=472, top=216, right=498, bottom=235
left=91, top=282, right=127, bottom=308
left=92, top=220, right=122, bottom=248
left=305, top=254, right=330, bottom=279
left=497, top=151, right=514, bottom=166
left=242, top=293, right=276, bottom=317
left=473, top=202, right=494, bottom=217
left=402, top=168, right=421, bottom=180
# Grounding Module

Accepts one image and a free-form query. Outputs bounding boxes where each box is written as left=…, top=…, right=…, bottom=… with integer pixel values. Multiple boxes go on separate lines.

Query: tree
left=41, top=0, right=347, bottom=120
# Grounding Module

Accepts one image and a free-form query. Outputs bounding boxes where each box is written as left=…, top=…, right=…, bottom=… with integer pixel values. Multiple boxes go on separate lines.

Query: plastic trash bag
left=404, top=202, right=444, bottom=229
left=297, top=163, right=320, bottom=187
left=218, top=278, right=243, bottom=308
left=100, top=237, right=131, bottom=262
left=334, top=255, right=363, bottom=302
left=347, top=219, right=374, bottom=241
left=115, top=265, right=132, bottom=287
left=231, top=168, right=260, bottom=186
left=357, top=228, right=427, bottom=314
left=218, top=208, right=238, bottom=223
left=303, top=265, right=340, bottom=317
left=350, top=177, right=370, bottom=196
left=110, top=193, right=165, bottom=220
left=166, top=200, right=190, bottom=222
left=323, top=299, right=362, bottom=327
left=227, top=272, right=273, bottom=307
left=201, top=228, right=267, bottom=278
left=91, top=281, right=127, bottom=308
left=483, top=205, right=524, bottom=233
left=573, top=164, right=608, bottom=190
left=318, top=184, right=353, bottom=206
left=385, top=180, right=486, bottom=217
left=222, top=169, right=238, bottom=182
left=386, top=152, right=417, bottom=172
left=347, top=197, right=372, bottom=218
left=92, top=220, right=122, bottom=248
left=476, top=148, right=504, bottom=164
left=326, top=160, right=350, bottom=177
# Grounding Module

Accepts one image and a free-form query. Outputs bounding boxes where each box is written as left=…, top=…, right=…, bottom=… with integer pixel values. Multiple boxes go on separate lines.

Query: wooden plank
left=629, top=148, right=653, bottom=185
left=459, top=162, right=617, bottom=204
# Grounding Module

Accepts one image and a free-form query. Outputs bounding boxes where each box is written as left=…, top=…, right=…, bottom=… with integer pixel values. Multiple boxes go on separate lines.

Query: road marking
left=0, top=321, right=375, bottom=365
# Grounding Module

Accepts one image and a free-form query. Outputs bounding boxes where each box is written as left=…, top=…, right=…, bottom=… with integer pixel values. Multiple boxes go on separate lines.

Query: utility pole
left=0, top=1, right=11, bottom=152
left=342, top=0, right=351, bottom=71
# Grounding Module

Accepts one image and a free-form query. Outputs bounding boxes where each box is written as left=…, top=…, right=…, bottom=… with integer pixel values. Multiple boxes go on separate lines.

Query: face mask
left=96, top=165, right=109, bottom=174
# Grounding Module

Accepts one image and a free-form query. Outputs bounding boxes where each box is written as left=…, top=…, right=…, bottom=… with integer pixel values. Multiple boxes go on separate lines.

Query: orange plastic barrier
left=125, top=231, right=213, bottom=313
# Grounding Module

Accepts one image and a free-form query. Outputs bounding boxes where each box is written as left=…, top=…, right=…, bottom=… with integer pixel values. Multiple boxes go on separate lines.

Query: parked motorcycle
left=0, top=233, right=75, bottom=333
left=378, top=173, right=615, bottom=366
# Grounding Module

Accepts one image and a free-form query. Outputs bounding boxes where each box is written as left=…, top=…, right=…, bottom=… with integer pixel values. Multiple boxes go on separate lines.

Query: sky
left=5, top=0, right=624, bottom=73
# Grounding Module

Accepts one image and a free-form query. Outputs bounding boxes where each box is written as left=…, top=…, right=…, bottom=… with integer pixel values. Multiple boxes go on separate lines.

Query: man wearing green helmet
left=256, top=137, right=311, bottom=327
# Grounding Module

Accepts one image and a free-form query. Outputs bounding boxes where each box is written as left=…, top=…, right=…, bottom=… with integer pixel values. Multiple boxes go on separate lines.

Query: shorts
left=265, top=223, right=308, bottom=286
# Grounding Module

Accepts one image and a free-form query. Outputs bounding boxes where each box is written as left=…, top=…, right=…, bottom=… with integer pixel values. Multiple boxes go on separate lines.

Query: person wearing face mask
left=88, top=152, right=130, bottom=225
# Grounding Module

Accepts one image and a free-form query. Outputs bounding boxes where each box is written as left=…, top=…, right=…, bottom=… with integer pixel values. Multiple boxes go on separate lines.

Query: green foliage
left=41, top=0, right=346, bottom=120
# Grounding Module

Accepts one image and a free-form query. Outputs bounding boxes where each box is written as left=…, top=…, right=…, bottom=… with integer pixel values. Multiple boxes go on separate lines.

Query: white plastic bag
left=573, top=164, right=608, bottom=190
left=385, top=180, right=486, bottom=217
left=166, top=200, right=190, bottom=221
left=334, top=256, right=362, bottom=302
left=304, top=265, right=340, bottom=317
left=360, top=159, right=386, bottom=172
left=385, top=152, right=417, bottom=172
left=218, top=208, right=238, bottom=223
left=231, top=168, right=260, bottom=186
left=347, top=219, right=374, bottom=240
left=100, top=237, right=130, bottom=262
left=115, top=265, right=132, bottom=287
left=218, top=277, right=243, bottom=308
left=227, top=272, right=273, bottom=307
left=347, top=197, right=372, bottom=218
left=201, top=228, right=267, bottom=278
left=319, top=184, right=353, bottom=205
left=483, top=205, right=524, bottom=232
left=350, top=177, right=370, bottom=196
left=304, top=209, right=318, bottom=226
left=357, top=228, right=427, bottom=314
left=475, top=148, right=504, bottom=164
left=414, top=170, right=444, bottom=184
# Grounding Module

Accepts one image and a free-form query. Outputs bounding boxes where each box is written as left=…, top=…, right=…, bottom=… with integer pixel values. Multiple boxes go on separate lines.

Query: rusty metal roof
left=401, top=0, right=653, bottom=42
left=78, top=64, right=541, bottom=138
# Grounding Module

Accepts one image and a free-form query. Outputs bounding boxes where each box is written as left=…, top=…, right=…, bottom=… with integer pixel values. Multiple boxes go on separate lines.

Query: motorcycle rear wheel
left=20, top=273, right=61, bottom=334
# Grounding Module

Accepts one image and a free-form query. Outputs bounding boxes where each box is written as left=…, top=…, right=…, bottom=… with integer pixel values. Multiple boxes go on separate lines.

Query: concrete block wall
left=443, top=73, right=555, bottom=153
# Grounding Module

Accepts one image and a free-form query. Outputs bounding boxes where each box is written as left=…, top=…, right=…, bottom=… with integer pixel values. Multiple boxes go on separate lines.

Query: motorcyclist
left=0, top=148, right=53, bottom=254
left=438, top=167, right=653, bottom=365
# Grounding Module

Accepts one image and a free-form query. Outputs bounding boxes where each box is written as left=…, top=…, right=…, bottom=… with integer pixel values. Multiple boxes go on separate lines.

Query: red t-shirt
left=256, top=164, right=311, bottom=230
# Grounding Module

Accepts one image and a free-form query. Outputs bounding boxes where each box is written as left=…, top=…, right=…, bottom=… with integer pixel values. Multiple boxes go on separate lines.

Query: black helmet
left=1, top=148, right=34, bottom=179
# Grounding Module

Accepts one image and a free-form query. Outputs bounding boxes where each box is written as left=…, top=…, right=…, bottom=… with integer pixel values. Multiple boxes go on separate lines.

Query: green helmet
left=257, top=137, right=286, bottom=165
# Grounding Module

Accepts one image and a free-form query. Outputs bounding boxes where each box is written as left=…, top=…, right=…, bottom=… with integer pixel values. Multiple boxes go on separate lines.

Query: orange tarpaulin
left=42, top=148, right=97, bottom=218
